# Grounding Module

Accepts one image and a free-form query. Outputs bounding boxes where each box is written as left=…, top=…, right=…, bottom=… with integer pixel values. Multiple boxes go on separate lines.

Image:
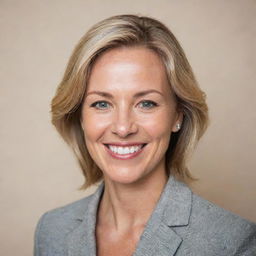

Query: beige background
left=1, top=0, right=255, bottom=255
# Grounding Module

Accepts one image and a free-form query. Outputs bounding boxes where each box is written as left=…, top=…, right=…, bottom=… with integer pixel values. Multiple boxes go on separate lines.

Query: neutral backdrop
left=1, top=0, right=255, bottom=255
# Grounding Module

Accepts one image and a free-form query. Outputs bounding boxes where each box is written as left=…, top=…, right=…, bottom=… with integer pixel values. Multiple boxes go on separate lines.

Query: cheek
left=82, top=112, right=110, bottom=141
left=142, top=120, right=172, bottom=140
left=139, top=110, right=173, bottom=138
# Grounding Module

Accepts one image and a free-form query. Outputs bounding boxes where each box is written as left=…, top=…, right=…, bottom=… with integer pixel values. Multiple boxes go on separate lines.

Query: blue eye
left=90, top=101, right=110, bottom=109
left=138, top=100, right=158, bottom=109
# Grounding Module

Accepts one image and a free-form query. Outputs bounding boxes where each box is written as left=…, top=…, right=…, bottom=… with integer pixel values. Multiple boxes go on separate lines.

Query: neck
left=97, top=170, right=168, bottom=233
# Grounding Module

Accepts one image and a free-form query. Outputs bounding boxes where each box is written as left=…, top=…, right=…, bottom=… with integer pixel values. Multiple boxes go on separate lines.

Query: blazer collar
left=161, top=176, right=192, bottom=227
left=67, top=182, right=104, bottom=256
left=67, top=176, right=192, bottom=256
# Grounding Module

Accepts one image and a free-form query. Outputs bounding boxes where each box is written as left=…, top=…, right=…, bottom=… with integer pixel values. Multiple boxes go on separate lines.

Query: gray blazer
left=34, top=176, right=256, bottom=255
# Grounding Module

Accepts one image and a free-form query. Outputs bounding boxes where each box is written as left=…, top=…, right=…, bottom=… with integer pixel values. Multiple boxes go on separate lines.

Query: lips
left=103, top=143, right=147, bottom=160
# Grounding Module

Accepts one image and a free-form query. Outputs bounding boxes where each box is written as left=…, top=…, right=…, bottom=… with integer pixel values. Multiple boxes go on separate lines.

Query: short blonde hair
left=51, top=14, right=209, bottom=189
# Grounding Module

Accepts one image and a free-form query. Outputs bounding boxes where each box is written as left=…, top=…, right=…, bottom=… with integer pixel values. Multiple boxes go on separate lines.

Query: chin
left=103, top=168, right=148, bottom=185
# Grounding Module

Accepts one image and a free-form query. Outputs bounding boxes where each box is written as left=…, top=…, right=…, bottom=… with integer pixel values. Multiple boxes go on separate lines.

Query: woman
left=34, top=15, right=256, bottom=255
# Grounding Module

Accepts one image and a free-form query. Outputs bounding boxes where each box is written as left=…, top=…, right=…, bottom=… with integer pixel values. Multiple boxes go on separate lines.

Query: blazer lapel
left=67, top=183, right=104, bottom=256
left=133, top=219, right=182, bottom=256
left=133, top=176, right=192, bottom=256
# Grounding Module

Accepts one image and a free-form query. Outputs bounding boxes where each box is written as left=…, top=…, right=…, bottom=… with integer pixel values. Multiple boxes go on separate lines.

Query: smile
left=104, top=144, right=147, bottom=160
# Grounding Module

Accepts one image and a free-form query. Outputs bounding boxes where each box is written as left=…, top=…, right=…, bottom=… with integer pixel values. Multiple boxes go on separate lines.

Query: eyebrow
left=85, top=89, right=164, bottom=99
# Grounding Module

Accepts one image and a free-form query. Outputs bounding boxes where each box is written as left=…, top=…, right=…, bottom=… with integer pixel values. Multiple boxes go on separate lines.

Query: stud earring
left=176, top=123, right=181, bottom=130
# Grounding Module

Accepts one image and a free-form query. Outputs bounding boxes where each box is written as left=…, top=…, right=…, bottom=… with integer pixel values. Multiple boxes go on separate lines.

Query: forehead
left=92, top=46, right=164, bottom=68
left=87, top=46, right=171, bottom=94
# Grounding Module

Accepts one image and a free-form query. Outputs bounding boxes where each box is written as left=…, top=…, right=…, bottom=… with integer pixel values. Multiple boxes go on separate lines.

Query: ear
left=171, top=112, right=183, bottom=133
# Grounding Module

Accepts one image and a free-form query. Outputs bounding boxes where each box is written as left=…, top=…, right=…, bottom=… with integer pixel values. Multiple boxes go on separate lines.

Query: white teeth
left=117, top=147, right=123, bottom=154
left=124, top=147, right=130, bottom=154
left=108, top=145, right=143, bottom=155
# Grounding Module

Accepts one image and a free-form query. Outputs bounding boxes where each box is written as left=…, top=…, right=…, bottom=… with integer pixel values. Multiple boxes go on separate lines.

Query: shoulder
left=191, top=193, right=255, bottom=231
left=37, top=193, right=93, bottom=228
left=34, top=193, right=94, bottom=255
left=40, top=193, right=93, bottom=221
left=185, top=192, right=256, bottom=254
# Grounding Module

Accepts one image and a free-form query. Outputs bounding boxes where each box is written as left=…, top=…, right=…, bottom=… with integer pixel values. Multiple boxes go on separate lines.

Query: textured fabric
left=34, top=176, right=256, bottom=255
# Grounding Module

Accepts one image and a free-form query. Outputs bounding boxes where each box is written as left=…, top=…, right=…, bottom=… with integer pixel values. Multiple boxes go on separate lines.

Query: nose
left=111, top=107, right=138, bottom=138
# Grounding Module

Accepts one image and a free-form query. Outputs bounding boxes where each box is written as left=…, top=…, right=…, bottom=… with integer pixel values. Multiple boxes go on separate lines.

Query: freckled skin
left=81, top=47, right=182, bottom=185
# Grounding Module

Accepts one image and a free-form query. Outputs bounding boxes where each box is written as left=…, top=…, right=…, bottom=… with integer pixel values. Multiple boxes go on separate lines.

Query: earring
left=176, top=123, right=181, bottom=130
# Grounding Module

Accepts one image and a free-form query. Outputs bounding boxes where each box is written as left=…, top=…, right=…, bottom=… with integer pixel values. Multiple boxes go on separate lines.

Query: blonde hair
left=51, top=14, right=209, bottom=189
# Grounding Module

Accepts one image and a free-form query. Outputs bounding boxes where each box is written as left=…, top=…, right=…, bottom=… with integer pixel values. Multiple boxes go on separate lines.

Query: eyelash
left=90, top=100, right=158, bottom=110
left=138, top=100, right=158, bottom=109
left=90, top=101, right=110, bottom=109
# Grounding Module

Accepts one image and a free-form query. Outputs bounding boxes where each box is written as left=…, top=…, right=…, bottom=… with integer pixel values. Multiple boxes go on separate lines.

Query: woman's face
left=81, top=47, right=182, bottom=185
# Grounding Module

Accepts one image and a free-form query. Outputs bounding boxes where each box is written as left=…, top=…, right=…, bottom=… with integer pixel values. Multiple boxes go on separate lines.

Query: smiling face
left=81, top=47, right=182, bottom=186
